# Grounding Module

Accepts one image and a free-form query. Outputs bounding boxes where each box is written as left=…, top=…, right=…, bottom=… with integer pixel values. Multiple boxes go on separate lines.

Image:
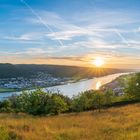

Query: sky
left=0, top=0, right=140, bottom=69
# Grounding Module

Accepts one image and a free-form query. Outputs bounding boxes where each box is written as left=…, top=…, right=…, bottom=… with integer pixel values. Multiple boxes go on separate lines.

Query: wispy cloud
left=26, top=9, right=139, bottom=46
left=20, top=0, right=64, bottom=47
left=4, top=32, right=44, bottom=41
left=1, top=1, right=140, bottom=68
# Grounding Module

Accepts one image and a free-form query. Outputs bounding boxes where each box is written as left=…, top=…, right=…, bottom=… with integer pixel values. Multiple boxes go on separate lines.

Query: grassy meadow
left=1, top=104, right=140, bottom=140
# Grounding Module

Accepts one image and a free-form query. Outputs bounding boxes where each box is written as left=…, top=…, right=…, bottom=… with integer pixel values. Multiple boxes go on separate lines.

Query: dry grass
left=1, top=104, right=140, bottom=140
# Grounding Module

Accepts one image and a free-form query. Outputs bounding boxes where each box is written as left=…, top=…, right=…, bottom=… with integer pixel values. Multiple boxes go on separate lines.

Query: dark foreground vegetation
left=0, top=73, right=140, bottom=116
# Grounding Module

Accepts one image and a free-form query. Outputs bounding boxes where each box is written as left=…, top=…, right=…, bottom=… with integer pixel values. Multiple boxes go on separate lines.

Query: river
left=0, top=73, right=128, bottom=100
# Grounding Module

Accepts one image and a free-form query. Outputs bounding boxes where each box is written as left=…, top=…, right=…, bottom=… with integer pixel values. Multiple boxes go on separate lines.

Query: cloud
left=27, top=11, right=78, bottom=30
left=46, top=29, right=94, bottom=40
left=4, top=32, right=45, bottom=41
left=1, top=5, right=140, bottom=68
left=26, top=9, right=139, bottom=46
left=6, top=9, right=139, bottom=47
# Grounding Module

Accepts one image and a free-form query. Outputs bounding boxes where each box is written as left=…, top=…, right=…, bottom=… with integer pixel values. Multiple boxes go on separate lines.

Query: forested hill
left=0, top=63, right=130, bottom=79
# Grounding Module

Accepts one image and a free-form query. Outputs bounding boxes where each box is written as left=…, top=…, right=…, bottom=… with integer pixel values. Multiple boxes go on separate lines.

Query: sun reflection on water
left=96, top=81, right=101, bottom=90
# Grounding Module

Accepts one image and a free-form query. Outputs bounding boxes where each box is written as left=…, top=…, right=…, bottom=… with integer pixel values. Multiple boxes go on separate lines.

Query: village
left=0, top=72, right=72, bottom=90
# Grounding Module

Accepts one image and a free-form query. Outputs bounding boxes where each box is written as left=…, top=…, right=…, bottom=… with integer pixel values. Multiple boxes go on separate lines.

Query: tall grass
left=1, top=104, right=140, bottom=140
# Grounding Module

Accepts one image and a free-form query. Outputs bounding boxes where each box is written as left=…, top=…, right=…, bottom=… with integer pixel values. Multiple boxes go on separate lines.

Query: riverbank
left=0, top=77, right=88, bottom=94
left=0, top=73, right=129, bottom=100
left=0, top=72, right=128, bottom=94
left=101, top=73, right=134, bottom=96
left=0, top=88, right=17, bottom=93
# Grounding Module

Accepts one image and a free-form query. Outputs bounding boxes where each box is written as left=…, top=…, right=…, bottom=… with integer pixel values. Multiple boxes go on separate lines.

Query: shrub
left=0, top=100, right=13, bottom=113
left=44, top=94, right=68, bottom=115
left=7, top=89, right=68, bottom=115
left=103, top=89, right=114, bottom=106
left=125, top=73, right=140, bottom=100
left=71, top=90, right=106, bottom=112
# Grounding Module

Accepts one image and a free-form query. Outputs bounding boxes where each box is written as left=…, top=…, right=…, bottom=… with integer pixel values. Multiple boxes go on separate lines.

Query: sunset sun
left=92, top=57, right=105, bottom=67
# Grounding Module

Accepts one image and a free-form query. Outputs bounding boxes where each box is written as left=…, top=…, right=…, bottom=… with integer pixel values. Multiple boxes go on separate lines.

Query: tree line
left=0, top=73, right=139, bottom=116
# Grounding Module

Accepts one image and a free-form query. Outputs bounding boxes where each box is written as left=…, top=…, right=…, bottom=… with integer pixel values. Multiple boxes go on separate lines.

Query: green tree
left=103, top=89, right=114, bottom=106
left=8, top=89, right=69, bottom=115
left=125, top=73, right=140, bottom=100
left=0, top=100, right=13, bottom=113
left=71, top=95, right=87, bottom=112
left=45, top=95, right=68, bottom=115
left=91, top=91, right=104, bottom=112
left=71, top=90, right=95, bottom=112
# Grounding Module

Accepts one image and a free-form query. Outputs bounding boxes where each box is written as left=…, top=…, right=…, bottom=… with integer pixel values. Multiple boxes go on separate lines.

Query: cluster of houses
left=0, top=72, right=71, bottom=90
left=101, top=79, right=125, bottom=96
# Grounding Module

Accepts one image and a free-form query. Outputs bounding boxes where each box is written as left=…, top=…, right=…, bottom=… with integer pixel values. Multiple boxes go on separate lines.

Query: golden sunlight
left=92, top=57, right=105, bottom=67
left=96, top=81, right=101, bottom=90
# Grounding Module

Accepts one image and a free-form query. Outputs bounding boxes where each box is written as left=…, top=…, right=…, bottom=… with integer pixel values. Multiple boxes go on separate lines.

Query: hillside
left=0, top=63, right=129, bottom=79
left=0, top=104, right=140, bottom=140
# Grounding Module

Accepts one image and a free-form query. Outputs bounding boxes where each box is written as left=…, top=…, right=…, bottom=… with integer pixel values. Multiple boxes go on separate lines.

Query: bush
left=0, top=100, right=13, bottom=113
left=103, top=89, right=114, bottom=106
left=125, top=73, right=140, bottom=100
left=7, top=89, right=68, bottom=115
left=45, top=94, right=68, bottom=115
left=0, top=85, right=130, bottom=115
left=71, top=90, right=107, bottom=112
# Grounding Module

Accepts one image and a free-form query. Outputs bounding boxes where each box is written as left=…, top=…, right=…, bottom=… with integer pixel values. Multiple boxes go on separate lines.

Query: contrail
left=89, top=0, right=130, bottom=47
left=20, top=0, right=64, bottom=47
left=114, top=29, right=130, bottom=46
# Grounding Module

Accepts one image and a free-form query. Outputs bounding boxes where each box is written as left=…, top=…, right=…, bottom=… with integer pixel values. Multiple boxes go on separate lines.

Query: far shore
left=0, top=72, right=130, bottom=95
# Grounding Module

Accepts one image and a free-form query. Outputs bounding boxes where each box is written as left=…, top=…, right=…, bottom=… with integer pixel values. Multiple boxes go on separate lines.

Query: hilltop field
left=1, top=103, right=140, bottom=140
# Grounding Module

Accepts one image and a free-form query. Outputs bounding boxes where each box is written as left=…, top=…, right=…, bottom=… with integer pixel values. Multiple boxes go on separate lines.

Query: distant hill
left=0, top=63, right=130, bottom=79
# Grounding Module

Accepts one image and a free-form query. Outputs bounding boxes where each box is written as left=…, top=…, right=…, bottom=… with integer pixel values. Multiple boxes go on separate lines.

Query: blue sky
left=0, top=0, right=140, bottom=68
